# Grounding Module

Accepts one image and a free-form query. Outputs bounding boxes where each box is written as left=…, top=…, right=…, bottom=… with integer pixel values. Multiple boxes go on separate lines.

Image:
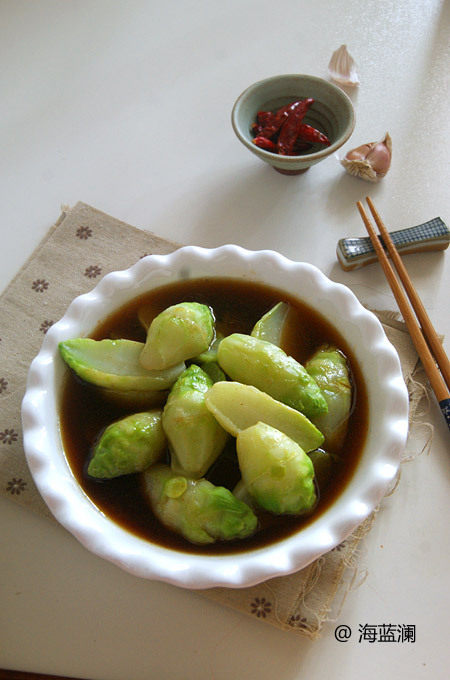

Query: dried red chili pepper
left=256, top=110, right=275, bottom=127
left=256, top=118, right=282, bottom=140
left=277, top=98, right=315, bottom=155
left=297, top=123, right=331, bottom=146
left=251, top=98, right=331, bottom=156
left=251, top=111, right=275, bottom=136
left=258, top=99, right=313, bottom=140
left=253, top=136, right=277, bottom=152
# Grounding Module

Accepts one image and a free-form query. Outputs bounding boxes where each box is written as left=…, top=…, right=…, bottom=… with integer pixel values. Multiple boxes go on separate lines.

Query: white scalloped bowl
left=22, top=246, right=408, bottom=589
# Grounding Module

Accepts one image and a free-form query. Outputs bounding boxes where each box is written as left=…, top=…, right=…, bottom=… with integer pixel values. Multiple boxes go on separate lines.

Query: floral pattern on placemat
left=288, top=614, right=309, bottom=630
left=39, top=320, right=54, bottom=334
left=6, top=477, right=27, bottom=495
left=31, top=278, right=49, bottom=292
left=84, top=264, right=102, bottom=279
left=76, top=225, right=93, bottom=240
left=0, top=428, right=19, bottom=445
left=250, top=596, right=272, bottom=618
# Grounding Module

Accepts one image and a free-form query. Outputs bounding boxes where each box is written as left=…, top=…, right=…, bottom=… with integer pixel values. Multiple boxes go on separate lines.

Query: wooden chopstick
left=366, top=196, right=450, bottom=389
left=356, top=199, right=450, bottom=432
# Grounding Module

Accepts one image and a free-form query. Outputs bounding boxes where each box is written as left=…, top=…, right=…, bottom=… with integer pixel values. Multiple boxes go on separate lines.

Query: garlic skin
left=341, top=133, right=392, bottom=182
left=328, top=45, right=360, bottom=87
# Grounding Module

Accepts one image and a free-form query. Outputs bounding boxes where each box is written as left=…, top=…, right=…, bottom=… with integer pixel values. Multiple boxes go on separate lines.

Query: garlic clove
left=341, top=133, right=392, bottom=182
left=345, top=143, right=375, bottom=162
left=365, top=134, right=392, bottom=177
left=328, top=45, right=360, bottom=87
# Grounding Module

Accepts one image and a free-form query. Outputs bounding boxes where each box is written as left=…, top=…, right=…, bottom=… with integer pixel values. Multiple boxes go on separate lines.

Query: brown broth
left=60, top=277, right=368, bottom=555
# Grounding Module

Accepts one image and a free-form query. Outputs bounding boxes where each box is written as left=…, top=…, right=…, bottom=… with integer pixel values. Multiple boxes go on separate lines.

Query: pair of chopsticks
left=357, top=197, right=450, bottom=432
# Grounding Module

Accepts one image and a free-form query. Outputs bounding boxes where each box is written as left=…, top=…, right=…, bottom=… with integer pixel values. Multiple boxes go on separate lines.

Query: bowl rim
left=21, top=245, right=408, bottom=589
left=231, top=73, right=355, bottom=163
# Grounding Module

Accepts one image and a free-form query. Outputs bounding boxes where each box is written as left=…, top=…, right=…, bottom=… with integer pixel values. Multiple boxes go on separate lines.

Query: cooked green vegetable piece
left=59, top=339, right=185, bottom=390
left=194, top=332, right=224, bottom=363
left=142, top=464, right=258, bottom=544
left=88, top=410, right=166, bottom=479
left=98, top=388, right=169, bottom=409
left=237, top=422, right=316, bottom=515
left=307, top=449, right=336, bottom=491
left=305, top=346, right=352, bottom=451
left=162, top=365, right=228, bottom=478
left=200, top=361, right=227, bottom=384
left=218, top=334, right=328, bottom=418
left=232, top=479, right=257, bottom=510
left=251, top=301, right=291, bottom=346
left=204, top=381, right=324, bottom=452
left=140, top=302, right=214, bottom=371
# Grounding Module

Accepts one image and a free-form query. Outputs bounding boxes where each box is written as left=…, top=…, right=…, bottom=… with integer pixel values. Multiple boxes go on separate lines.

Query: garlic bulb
left=341, top=133, right=392, bottom=182
left=328, top=45, right=359, bottom=87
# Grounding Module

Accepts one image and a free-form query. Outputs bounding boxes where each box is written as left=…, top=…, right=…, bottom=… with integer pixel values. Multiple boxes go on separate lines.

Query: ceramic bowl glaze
left=231, top=74, right=355, bottom=174
left=22, top=246, right=408, bottom=589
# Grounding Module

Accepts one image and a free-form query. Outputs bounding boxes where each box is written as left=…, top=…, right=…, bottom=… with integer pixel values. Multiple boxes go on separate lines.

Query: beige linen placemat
left=0, top=203, right=429, bottom=639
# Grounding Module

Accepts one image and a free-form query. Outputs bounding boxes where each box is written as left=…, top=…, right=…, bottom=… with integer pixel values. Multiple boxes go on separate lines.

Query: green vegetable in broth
left=204, top=381, right=324, bottom=452
left=63, top=291, right=359, bottom=549
left=88, top=410, right=166, bottom=479
left=305, top=346, right=352, bottom=452
left=97, top=387, right=169, bottom=409
left=142, top=464, right=258, bottom=544
left=307, top=448, right=336, bottom=491
left=251, top=301, right=291, bottom=346
left=140, top=302, right=214, bottom=370
left=59, top=338, right=185, bottom=391
left=232, top=479, right=257, bottom=510
left=162, top=365, right=228, bottom=478
left=199, top=361, right=227, bottom=383
left=237, top=422, right=316, bottom=515
left=194, top=332, right=224, bottom=363
left=218, top=333, right=328, bottom=419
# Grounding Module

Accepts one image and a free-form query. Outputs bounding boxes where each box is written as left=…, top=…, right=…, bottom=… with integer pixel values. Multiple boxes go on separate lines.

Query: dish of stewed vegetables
left=59, top=278, right=367, bottom=554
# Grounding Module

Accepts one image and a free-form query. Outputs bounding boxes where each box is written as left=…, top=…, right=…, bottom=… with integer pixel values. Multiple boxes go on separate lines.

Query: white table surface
left=1, top=1, right=449, bottom=678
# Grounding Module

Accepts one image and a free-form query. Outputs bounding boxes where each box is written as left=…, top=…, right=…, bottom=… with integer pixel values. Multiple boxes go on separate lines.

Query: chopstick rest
left=336, top=217, right=450, bottom=271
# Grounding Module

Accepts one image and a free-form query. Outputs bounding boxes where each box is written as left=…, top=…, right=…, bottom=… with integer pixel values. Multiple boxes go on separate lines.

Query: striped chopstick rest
left=336, top=217, right=450, bottom=271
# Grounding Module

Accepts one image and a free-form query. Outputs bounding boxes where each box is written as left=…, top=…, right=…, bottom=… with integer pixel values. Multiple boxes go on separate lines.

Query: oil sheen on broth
left=60, top=278, right=368, bottom=555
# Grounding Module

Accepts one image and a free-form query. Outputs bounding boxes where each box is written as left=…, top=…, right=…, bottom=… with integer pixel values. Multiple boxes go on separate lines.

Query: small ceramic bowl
left=231, top=74, right=355, bottom=174
left=22, top=246, right=408, bottom=589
